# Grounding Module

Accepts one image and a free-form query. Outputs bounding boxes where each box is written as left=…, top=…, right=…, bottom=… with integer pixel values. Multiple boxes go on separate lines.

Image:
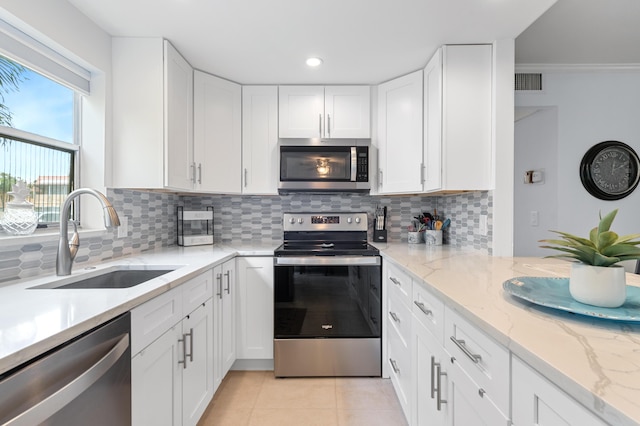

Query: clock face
left=580, top=141, right=640, bottom=200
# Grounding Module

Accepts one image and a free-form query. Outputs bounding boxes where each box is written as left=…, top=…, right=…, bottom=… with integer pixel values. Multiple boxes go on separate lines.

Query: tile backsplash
left=0, top=189, right=491, bottom=283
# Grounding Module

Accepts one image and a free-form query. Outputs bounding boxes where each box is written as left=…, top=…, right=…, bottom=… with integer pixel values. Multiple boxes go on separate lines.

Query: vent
left=515, top=73, right=542, bottom=91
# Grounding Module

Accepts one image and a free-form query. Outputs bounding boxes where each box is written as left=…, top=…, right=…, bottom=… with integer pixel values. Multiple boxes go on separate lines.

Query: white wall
left=515, top=71, right=640, bottom=256
left=0, top=0, right=112, bottom=229
left=514, top=107, right=558, bottom=256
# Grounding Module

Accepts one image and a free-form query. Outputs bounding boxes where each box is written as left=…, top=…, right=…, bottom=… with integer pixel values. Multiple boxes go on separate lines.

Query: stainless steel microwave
left=278, top=139, right=371, bottom=193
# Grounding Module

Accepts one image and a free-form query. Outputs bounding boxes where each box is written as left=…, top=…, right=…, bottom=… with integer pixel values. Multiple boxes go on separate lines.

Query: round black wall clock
left=579, top=140, right=640, bottom=200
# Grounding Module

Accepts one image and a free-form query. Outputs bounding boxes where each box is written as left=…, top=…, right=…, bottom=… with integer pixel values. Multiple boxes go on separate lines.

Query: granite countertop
left=374, top=242, right=640, bottom=426
left=0, top=243, right=279, bottom=376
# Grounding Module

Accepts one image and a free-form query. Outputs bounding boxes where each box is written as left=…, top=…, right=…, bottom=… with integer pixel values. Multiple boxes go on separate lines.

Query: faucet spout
left=56, top=188, right=121, bottom=276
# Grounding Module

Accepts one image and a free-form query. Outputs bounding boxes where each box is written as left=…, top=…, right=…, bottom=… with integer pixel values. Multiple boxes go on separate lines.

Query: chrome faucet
left=56, top=188, right=120, bottom=276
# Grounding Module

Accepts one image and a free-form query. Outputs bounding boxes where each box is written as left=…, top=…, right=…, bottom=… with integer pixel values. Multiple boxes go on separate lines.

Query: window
left=0, top=54, right=78, bottom=226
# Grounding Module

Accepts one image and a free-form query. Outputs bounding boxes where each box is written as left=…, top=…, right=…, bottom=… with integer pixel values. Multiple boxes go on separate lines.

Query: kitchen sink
left=30, top=266, right=178, bottom=290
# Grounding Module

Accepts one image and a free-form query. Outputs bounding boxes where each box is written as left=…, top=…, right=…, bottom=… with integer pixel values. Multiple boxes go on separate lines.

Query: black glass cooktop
left=274, top=241, right=379, bottom=257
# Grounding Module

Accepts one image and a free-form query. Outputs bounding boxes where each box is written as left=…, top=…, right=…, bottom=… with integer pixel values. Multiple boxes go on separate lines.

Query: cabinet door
left=512, top=356, right=606, bottom=426
left=221, top=260, right=237, bottom=374
left=182, top=300, right=214, bottom=426
left=212, top=264, right=224, bottom=391
left=324, top=86, right=370, bottom=138
left=423, top=48, right=443, bottom=192
left=377, top=70, right=424, bottom=194
left=413, top=318, right=446, bottom=426
left=164, top=40, right=194, bottom=191
left=278, top=86, right=324, bottom=138
left=193, top=70, right=242, bottom=193
left=132, top=325, right=182, bottom=426
left=236, top=257, right=274, bottom=359
left=441, top=44, right=492, bottom=191
left=242, top=86, right=279, bottom=194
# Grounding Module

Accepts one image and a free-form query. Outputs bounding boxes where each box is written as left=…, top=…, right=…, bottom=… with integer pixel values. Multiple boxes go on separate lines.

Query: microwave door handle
left=351, top=147, right=357, bottom=182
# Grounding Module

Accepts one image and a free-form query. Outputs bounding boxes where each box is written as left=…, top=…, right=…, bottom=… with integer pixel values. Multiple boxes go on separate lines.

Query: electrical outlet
left=479, top=215, right=488, bottom=236
left=530, top=210, right=539, bottom=227
left=117, top=216, right=128, bottom=238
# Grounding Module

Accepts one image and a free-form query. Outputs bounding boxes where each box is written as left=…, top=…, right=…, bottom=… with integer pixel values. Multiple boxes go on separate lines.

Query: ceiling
left=516, top=0, right=640, bottom=66
left=66, top=0, right=556, bottom=85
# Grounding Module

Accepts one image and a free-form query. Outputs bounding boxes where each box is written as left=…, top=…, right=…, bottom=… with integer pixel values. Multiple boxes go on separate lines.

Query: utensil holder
left=424, top=230, right=442, bottom=246
left=408, top=231, right=423, bottom=244
left=373, top=229, right=387, bottom=242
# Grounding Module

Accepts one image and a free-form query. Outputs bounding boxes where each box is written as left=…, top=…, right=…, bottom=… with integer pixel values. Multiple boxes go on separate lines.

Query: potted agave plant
left=539, top=209, right=640, bottom=308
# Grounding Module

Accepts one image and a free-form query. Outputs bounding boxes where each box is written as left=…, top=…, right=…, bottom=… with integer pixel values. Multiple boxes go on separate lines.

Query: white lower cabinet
left=412, top=319, right=447, bottom=426
left=131, top=270, right=214, bottom=426
left=512, top=356, right=606, bottom=426
left=212, top=260, right=237, bottom=391
left=236, top=256, right=274, bottom=359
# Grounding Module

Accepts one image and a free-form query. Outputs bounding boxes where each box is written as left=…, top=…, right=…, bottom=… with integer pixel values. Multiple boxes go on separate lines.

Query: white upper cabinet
left=324, top=86, right=370, bottom=138
left=242, top=86, right=279, bottom=194
left=376, top=70, right=424, bottom=194
left=424, top=45, right=493, bottom=192
left=193, top=71, right=242, bottom=193
left=278, top=86, right=370, bottom=138
left=165, top=41, right=194, bottom=191
left=112, top=38, right=193, bottom=190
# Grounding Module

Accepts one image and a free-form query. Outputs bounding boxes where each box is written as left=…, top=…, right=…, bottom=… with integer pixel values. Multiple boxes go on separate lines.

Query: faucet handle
left=68, top=221, right=79, bottom=261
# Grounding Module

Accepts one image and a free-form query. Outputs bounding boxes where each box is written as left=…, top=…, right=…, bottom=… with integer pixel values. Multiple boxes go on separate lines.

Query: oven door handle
left=274, top=256, right=381, bottom=266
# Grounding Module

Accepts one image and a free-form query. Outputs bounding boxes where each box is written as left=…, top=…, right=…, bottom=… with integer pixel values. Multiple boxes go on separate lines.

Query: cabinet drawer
left=182, top=269, right=213, bottom=314
left=386, top=262, right=412, bottom=307
left=387, top=291, right=412, bottom=349
left=444, top=307, right=509, bottom=415
left=411, top=281, right=444, bottom=344
left=131, top=287, right=183, bottom=355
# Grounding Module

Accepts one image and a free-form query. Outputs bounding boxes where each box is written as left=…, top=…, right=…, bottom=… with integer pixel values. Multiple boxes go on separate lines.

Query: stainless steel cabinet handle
left=389, top=358, right=400, bottom=374
left=379, top=170, right=383, bottom=188
left=178, top=333, right=187, bottom=369
left=436, top=362, right=447, bottom=411
left=4, top=333, right=129, bottom=426
left=197, top=163, right=202, bottom=184
left=327, top=114, right=331, bottom=138
left=185, top=328, right=194, bottom=363
left=389, top=276, right=401, bottom=286
left=389, top=311, right=400, bottom=323
left=190, top=162, right=196, bottom=183
left=449, top=336, right=482, bottom=364
left=224, top=270, right=231, bottom=294
left=216, top=272, right=222, bottom=299
left=319, top=114, right=322, bottom=137
left=414, top=301, right=432, bottom=317
left=430, top=356, right=437, bottom=399
left=244, top=168, right=248, bottom=187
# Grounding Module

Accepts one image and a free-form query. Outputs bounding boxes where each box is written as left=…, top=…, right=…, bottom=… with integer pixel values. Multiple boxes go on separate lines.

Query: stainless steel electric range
left=273, top=212, right=382, bottom=377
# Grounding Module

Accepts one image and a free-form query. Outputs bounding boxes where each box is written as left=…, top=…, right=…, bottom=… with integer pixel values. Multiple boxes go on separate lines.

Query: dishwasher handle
left=5, top=333, right=129, bottom=426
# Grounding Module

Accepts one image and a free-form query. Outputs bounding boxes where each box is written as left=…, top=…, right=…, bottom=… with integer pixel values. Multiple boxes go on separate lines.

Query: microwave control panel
left=356, top=147, right=369, bottom=182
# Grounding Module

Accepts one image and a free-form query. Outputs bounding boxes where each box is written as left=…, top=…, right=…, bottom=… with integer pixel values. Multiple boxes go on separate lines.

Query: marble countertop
left=374, top=243, right=640, bottom=426
left=0, top=243, right=278, bottom=375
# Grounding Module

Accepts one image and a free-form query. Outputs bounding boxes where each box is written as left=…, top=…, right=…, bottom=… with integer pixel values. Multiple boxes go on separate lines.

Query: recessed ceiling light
left=306, top=57, right=323, bottom=67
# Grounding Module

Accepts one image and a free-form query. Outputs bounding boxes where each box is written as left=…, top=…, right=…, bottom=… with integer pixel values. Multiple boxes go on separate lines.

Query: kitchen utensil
left=441, top=218, right=451, bottom=229
left=434, top=220, right=443, bottom=230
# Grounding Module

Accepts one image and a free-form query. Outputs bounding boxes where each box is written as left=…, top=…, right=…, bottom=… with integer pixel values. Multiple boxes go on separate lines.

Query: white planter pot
left=569, top=263, right=627, bottom=308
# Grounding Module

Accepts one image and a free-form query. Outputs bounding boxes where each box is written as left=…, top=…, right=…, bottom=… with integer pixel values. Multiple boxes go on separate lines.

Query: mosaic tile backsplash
left=0, top=189, right=491, bottom=283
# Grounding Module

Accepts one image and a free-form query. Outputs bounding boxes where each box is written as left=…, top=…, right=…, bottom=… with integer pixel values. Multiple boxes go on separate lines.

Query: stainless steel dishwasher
left=0, top=313, right=131, bottom=425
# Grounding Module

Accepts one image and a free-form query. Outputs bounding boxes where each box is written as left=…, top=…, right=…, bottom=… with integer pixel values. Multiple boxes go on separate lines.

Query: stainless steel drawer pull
left=224, top=270, right=231, bottom=294
left=389, top=277, right=401, bottom=286
left=430, top=356, right=437, bottom=399
left=414, top=301, right=432, bottom=316
left=450, top=336, right=482, bottom=364
left=389, top=358, right=400, bottom=374
left=389, top=311, right=400, bottom=322
left=197, top=163, right=202, bottom=184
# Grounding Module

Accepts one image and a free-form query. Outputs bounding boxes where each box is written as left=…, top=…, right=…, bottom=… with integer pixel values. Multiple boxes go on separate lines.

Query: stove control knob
left=289, top=217, right=295, bottom=224
left=297, top=218, right=304, bottom=224
left=347, top=217, right=353, bottom=224
left=355, top=217, right=361, bottom=224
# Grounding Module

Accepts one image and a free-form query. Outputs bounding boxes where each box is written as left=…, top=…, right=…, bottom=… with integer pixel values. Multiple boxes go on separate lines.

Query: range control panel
left=283, top=212, right=368, bottom=232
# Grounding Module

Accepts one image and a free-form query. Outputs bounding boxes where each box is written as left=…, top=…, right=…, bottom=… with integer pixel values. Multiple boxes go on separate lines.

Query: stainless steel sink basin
left=30, top=266, right=178, bottom=289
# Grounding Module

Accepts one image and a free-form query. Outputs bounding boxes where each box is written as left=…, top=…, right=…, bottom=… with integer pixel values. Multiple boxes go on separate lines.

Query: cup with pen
left=420, top=211, right=450, bottom=246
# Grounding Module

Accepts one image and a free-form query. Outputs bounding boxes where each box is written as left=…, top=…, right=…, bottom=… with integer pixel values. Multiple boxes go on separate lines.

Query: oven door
left=274, top=256, right=381, bottom=339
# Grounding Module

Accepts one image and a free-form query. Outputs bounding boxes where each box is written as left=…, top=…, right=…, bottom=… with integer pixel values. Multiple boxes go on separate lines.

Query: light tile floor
left=197, top=371, right=409, bottom=426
